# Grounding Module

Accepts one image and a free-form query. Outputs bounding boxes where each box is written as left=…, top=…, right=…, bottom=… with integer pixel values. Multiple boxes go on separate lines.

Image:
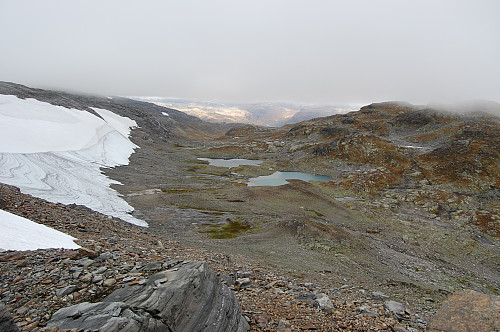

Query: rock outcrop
left=0, top=302, right=19, bottom=332
left=47, top=260, right=249, bottom=332
left=427, top=289, right=500, bottom=331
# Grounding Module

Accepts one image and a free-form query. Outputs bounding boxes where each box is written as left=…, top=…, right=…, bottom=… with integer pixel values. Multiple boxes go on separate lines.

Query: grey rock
left=122, top=276, right=136, bottom=283
left=69, top=266, right=83, bottom=273
left=94, top=266, right=108, bottom=274
left=297, top=292, right=316, bottom=303
left=370, top=291, right=389, bottom=300
left=76, top=258, right=94, bottom=267
left=384, top=300, right=405, bottom=315
left=236, top=278, right=252, bottom=289
left=56, top=285, right=78, bottom=297
left=92, top=275, right=104, bottom=283
left=394, top=327, right=410, bottom=332
left=304, top=282, right=316, bottom=290
left=313, top=293, right=334, bottom=313
left=142, top=261, right=163, bottom=272
left=219, top=273, right=235, bottom=286
left=95, top=251, right=114, bottom=262
left=355, top=305, right=379, bottom=317
left=103, top=278, right=117, bottom=287
left=48, top=301, right=167, bottom=331
left=48, top=261, right=250, bottom=332
left=0, top=302, right=19, bottom=332
left=237, top=270, right=253, bottom=278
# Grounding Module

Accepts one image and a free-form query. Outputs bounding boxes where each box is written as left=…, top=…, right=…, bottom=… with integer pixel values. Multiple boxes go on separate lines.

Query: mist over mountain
left=131, top=97, right=358, bottom=127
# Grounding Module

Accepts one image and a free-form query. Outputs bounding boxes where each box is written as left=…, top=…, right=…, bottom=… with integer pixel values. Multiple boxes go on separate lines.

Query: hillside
left=0, top=83, right=499, bottom=331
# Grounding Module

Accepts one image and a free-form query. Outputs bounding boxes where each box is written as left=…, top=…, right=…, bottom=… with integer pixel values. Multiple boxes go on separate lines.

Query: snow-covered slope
left=0, top=209, right=80, bottom=251
left=0, top=95, right=146, bottom=226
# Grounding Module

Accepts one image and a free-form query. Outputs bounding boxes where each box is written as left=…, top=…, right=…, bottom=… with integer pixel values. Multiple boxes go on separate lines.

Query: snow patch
left=162, top=112, right=170, bottom=116
left=0, top=209, right=80, bottom=251
left=0, top=95, right=147, bottom=227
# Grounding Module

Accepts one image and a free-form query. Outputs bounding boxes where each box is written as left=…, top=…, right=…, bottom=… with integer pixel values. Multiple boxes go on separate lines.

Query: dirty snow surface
left=0, top=95, right=147, bottom=226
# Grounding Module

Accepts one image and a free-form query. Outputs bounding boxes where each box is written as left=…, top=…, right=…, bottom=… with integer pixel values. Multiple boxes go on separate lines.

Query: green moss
left=485, top=284, right=500, bottom=295
left=306, top=209, right=324, bottom=217
left=200, top=219, right=252, bottom=239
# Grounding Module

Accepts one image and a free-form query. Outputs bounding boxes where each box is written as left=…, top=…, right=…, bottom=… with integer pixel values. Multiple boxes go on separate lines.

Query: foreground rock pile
left=0, top=183, right=424, bottom=331
left=46, top=261, right=249, bottom=332
left=1, top=183, right=497, bottom=331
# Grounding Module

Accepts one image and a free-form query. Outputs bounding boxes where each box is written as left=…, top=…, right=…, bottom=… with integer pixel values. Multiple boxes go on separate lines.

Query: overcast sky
left=0, top=0, right=499, bottom=104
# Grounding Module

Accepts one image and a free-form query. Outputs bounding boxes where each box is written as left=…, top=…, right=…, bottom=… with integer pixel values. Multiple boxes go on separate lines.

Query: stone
left=60, top=250, right=81, bottom=260
left=48, top=301, right=167, bottom=331
left=384, top=300, right=405, bottom=315
left=103, top=278, right=117, bottom=287
left=0, top=252, right=26, bottom=262
left=76, top=258, right=94, bottom=267
left=142, top=261, right=162, bottom=272
left=56, top=285, right=78, bottom=297
left=370, top=291, right=389, bottom=300
left=94, top=266, right=108, bottom=274
left=427, top=289, right=500, bottom=331
left=95, top=251, right=114, bottom=262
left=0, top=302, right=19, bottom=332
left=314, top=293, right=334, bottom=313
left=237, top=270, right=253, bottom=278
left=236, top=278, right=252, bottom=289
left=47, top=261, right=250, bottom=332
left=78, top=247, right=98, bottom=258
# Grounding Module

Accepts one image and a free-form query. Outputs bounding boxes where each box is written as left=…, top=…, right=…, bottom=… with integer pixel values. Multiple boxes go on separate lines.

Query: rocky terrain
left=1, top=82, right=499, bottom=331
left=0, top=183, right=425, bottom=331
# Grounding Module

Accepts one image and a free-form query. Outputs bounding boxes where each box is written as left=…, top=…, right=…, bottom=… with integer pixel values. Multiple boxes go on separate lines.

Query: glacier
left=0, top=95, right=147, bottom=227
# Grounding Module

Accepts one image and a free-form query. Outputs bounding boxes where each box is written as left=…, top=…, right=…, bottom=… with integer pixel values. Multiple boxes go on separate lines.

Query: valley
left=105, top=100, right=500, bottom=314
left=0, top=82, right=499, bottom=331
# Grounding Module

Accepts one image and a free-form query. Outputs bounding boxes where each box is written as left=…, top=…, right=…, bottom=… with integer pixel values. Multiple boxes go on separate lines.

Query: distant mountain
left=131, top=97, right=358, bottom=127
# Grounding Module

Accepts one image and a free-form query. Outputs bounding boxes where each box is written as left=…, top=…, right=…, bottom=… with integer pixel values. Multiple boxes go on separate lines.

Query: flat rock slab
left=427, top=289, right=500, bottom=331
left=47, top=260, right=249, bottom=332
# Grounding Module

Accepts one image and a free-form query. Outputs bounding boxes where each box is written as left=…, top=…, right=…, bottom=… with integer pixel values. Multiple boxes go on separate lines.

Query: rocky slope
left=0, top=183, right=423, bottom=331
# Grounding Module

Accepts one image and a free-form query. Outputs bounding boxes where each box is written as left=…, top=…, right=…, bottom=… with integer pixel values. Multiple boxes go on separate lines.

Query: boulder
left=427, top=289, right=500, bottom=331
left=47, top=260, right=249, bottom=332
left=384, top=300, right=405, bottom=315
left=313, top=293, right=334, bottom=313
left=0, top=302, right=19, bottom=332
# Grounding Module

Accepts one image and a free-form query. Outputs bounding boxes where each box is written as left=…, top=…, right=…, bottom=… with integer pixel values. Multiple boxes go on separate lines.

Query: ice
left=0, top=95, right=147, bottom=227
left=0, top=209, right=80, bottom=251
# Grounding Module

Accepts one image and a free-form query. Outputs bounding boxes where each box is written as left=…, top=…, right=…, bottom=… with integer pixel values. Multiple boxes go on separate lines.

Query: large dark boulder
left=0, top=302, right=19, bottom=332
left=47, top=261, right=250, bottom=332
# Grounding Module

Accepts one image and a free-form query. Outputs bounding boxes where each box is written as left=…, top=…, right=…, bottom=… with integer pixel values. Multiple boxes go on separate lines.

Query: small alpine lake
left=197, top=158, right=263, bottom=168
left=247, top=171, right=332, bottom=187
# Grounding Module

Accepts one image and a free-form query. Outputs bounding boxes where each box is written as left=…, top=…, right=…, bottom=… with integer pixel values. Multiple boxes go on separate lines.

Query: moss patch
left=200, top=219, right=252, bottom=239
